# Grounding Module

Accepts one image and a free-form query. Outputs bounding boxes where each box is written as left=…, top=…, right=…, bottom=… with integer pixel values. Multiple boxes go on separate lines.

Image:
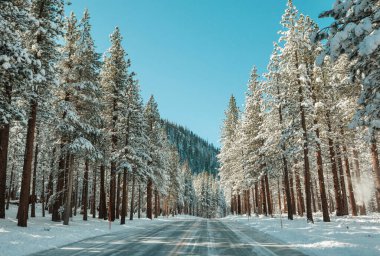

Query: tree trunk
left=52, top=144, right=65, bottom=221
left=277, top=178, right=282, bottom=214
left=6, top=155, right=15, bottom=211
left=138, top=183, right=141, bottom=219
left=340, top=129, right=357, bottom=216
left=261, top=177, right=267, bottom=216
left=63, top=155, right=74, bottom=225
left=299, top=92, right=313, bottom=223
left=353, top=149, right=366, bottom=215
left=315, top=127, right=330, bottom=221
left=295, top=164, right=305, bottom=216
left=92, top=167, right=97, bottom=218
left=289, top=168, right=296, bottom=216
left=310, top=176, right=316, bottom=213
left=31, top=130, right=39, bottom=218
left=0, top=82, right=11, bottom=219
left=99, top=165, right=107, bottom=220
left=17, top=101, right=38, bottom=227
left=336, top=145, right=349, bottom=215
left=109, top=161, right=116, bottom=222
left=129, top=170, right=136, bottom=220
left=47, top=148, right=55, bottom=214
left=277, top=85, right=293, bottom=220
left=116, top=172, right=121, bottom=219
left=254, top=182, right=260, bottom=215
left=326, top=112, right=343, bottom=216
left=121, top=168, right=127, bottom=225
left=370, top=134, right=380, bottom=212
left=264, top=174, right=273, bottom=216
left=82, top=159, right=89, bottom=221
left=147, top=178, right=153, bottom=219
left=154, top=189, right=159, bottom=218
left=237, top=193, right=242, bottom=215
left=41, top=169, right=45, bottom=217
left=0, top=124, right=10, bottom=219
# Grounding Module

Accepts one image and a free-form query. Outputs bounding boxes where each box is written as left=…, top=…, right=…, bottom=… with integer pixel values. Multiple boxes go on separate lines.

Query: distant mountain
left=161, top=120, right=219, bottom=175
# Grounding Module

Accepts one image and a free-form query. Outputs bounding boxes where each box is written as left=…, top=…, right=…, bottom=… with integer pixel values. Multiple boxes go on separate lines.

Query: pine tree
left=319, top=0, right=380, bottom=212
left=100, top=27, right=128, bottom=222
left=17, top=0, right=64, bottom=227
left=0, top=0, right=36, bottom=219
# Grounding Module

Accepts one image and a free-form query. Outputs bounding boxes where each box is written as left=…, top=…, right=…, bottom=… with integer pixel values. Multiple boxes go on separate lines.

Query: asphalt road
left=30, top=219, right=308, bottom=256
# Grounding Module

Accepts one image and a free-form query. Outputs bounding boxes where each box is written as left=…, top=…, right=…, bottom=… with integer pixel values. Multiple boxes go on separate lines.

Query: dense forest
left=162, top=120, right=219, bottom=175
left=219, top=0, right=380, bottom=223
left=0, top=0, right=225, bottom=228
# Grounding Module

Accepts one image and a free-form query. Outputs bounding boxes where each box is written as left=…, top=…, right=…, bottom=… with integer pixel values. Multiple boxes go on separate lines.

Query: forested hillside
left=162, top=120, right=219, bottom=175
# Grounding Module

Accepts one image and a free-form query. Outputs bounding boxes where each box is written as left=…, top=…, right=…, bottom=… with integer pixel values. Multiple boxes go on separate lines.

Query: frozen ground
left=0, top=204, right=198, bottom=256
left=221, top=212, right=380, bottom=256
left=1, top=205, right=380, bottom=256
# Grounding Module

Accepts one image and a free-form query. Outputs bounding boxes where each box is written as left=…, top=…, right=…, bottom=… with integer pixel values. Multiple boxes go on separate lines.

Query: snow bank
left=222, top=212, right=380, bottom=256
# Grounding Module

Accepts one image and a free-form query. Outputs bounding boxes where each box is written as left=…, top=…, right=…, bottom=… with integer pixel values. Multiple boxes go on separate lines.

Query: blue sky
left=67, top=0, right=333, bottom=147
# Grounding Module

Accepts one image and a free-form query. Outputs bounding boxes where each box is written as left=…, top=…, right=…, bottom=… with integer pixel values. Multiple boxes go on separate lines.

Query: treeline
left=162, top=120, right=219, bottom=175
left=218, top=0, right=380, bottom=223
left=0, top=0, right=224, bottom=227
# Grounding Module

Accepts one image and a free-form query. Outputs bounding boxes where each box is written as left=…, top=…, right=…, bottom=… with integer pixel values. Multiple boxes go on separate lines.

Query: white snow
left=358, top=29, right=380, bottom=56
left=0, top=204, right=198, bottom=256
left=222, top=213, right=380, bottom=256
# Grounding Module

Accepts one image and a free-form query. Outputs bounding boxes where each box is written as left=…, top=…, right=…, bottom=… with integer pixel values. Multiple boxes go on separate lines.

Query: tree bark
left=326, top=112, right=343, bottom=216
left=6, top=154, right=15, bottom=210
left=121, top=169, right=127, bottom=224
left=0, top=124, right=10, bottom=219
left=109, top=161, right=116, bottom=222
left=315, top=127, right=330, bottom=221
left=261, top=177, right=267, bottom=216
left=336, top=145, right=349, bottom=215
left=129, top=170, right=136, bottom=220
left=340, top=129, right=357, bottom=216
left=31, top=129, right=39, bottom=218
left=82, top=159, right=89, bottom=221
left=299, top=89, right=313, bottom=223
left=154, top=189, right=159, bottom=218
left=147, top=178, right=153, bottom=219
left=289, top=168, right=296, bottom=216
left=370, top=134, right=380, bottom=212
left=98, top=165, right=107, bottom=219
left=295, top=164, right=305, bottom=216
left=138, top=183, right=141, bottom=219
left=17, top=101, right=38, bottom=227
left=264, top=174, right=272, bottom=216
left=63, top=155, right=74, bottom=225
left=92, top=167, right=97, bottom=218
left=0, top=81, right=11, bottom=219
left=116, top=172, right=121, bottom=219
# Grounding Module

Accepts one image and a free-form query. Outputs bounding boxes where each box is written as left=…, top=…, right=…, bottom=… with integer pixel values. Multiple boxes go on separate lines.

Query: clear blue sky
left=67, top=0, right=333, bottom=147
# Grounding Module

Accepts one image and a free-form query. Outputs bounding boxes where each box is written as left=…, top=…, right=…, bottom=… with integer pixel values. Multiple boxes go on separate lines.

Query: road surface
left=31, top=219, right=308, bottom=256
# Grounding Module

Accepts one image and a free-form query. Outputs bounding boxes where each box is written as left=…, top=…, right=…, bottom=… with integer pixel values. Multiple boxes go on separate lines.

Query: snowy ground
left=0, top=204, right=199, bottom=256
left=221, top=212, right=380, bottom=256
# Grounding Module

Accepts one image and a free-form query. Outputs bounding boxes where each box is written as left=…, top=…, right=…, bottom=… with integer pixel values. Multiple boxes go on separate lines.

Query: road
left=31, top=219, right=308, bottom=256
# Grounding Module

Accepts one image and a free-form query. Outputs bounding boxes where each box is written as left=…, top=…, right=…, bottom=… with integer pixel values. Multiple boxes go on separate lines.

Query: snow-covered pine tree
left=100, top=27, right=129, bottom=222
left=0, top=0, right=37, bottom=219
left=17, top=0, right=64, bottom=227
left=319, top=0, right=380, bottom=212
left=119, top=76, right=148, bottom=224
left=218, top=95, right=240, bottom=213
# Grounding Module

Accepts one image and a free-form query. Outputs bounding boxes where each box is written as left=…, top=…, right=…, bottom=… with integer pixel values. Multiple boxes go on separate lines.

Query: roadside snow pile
left=223, top=213, right=380, bottom=256
left=0, top=204, right=197, bottom=256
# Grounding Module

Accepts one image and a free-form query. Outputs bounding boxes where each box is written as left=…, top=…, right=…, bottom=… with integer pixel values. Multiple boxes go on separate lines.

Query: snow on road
left=221, top=212, right=380, bottom=256
left=1, top=204, right=380, bottom=256
left=0, top=204, right=198, bottom=256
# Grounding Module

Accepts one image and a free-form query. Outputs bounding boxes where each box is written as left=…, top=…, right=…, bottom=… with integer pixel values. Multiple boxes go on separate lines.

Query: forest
left=0, top=0, right=379, bottom=243
left=218, top=0, right=380, bottom=223
left=0, top=0, right=224, bottom=228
